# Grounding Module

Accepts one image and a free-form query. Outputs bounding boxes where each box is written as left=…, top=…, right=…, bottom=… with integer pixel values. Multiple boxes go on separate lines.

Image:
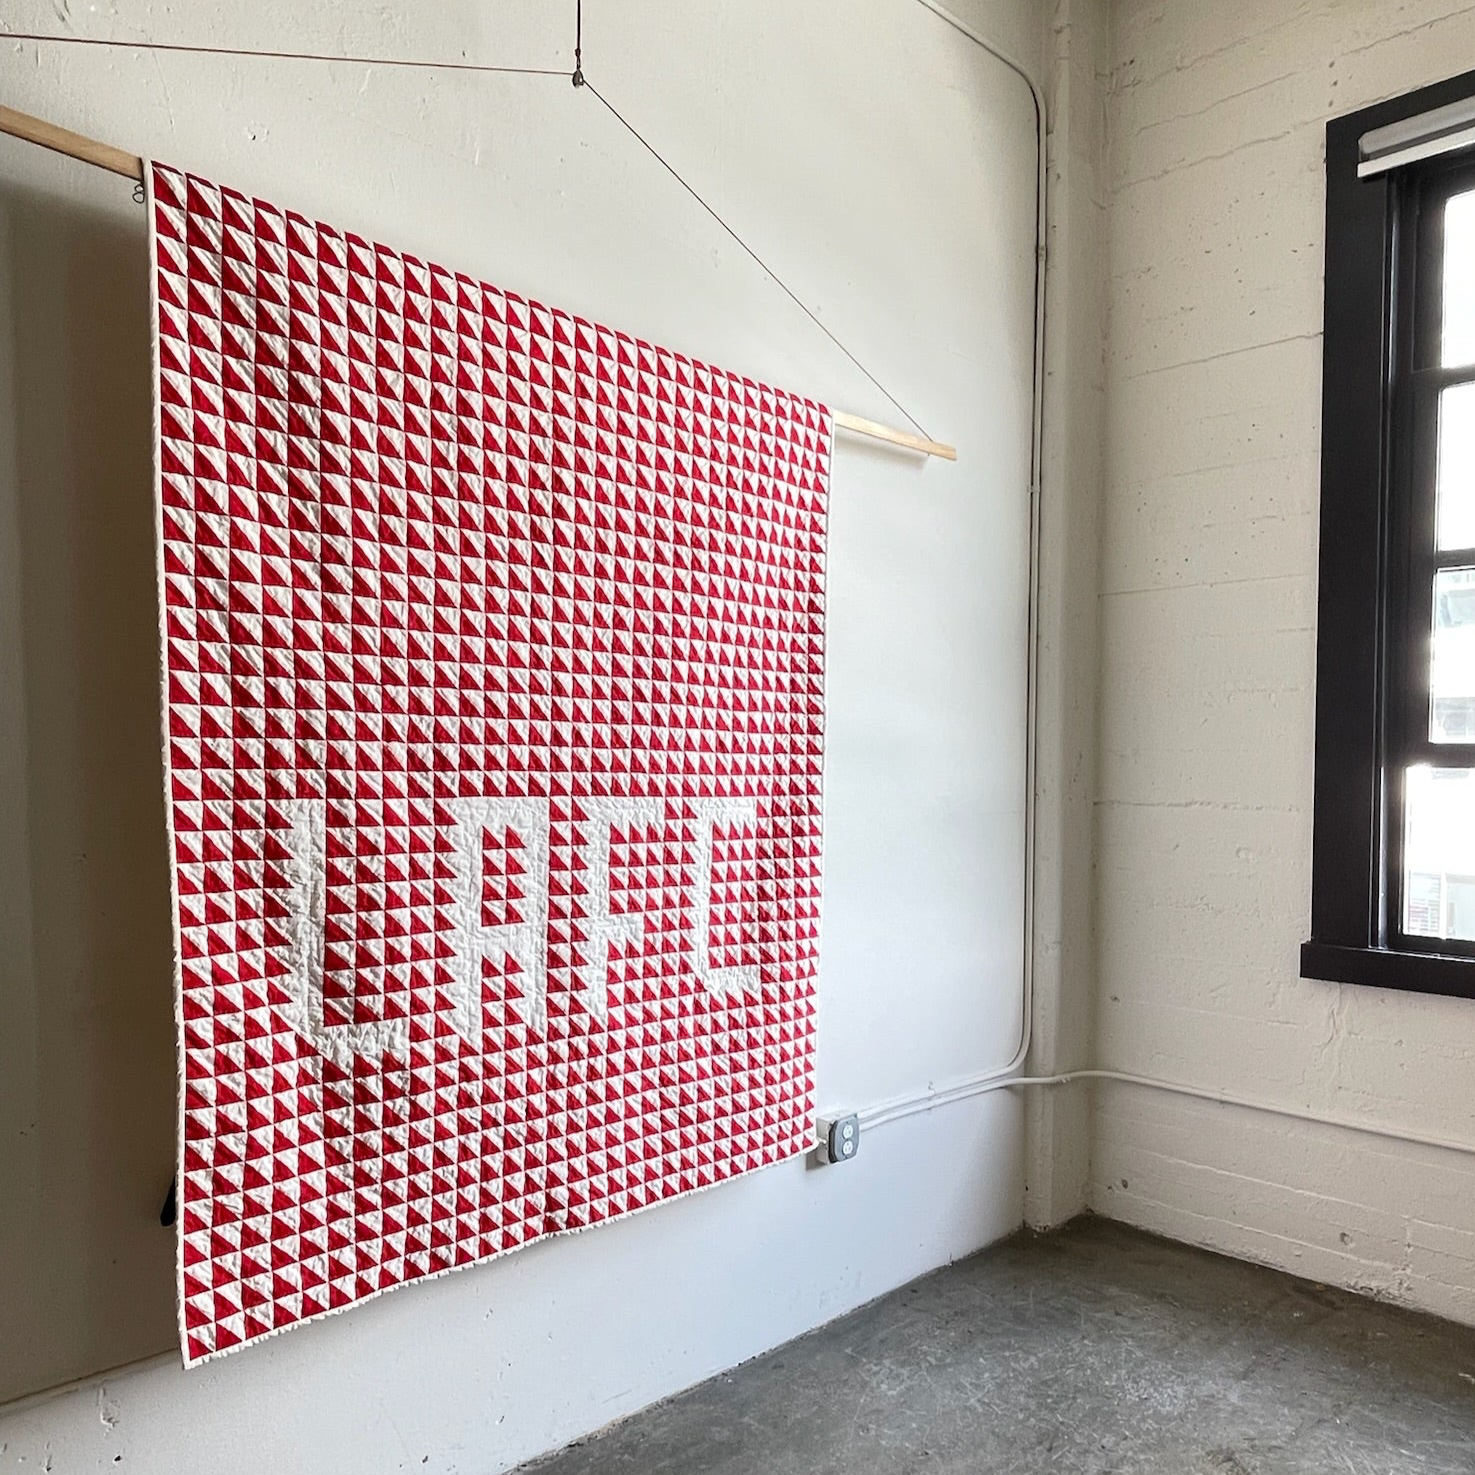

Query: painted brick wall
left=1093, top=0, right=1475, bottom=1322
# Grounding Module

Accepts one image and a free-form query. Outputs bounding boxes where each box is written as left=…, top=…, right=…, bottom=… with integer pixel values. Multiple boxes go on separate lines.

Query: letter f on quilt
left=150, top=162, right=830, bottom=1364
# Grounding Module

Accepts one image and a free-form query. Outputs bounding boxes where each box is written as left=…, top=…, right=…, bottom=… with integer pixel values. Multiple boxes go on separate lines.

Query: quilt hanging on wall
left=150, top=163, right=831, bottom=1364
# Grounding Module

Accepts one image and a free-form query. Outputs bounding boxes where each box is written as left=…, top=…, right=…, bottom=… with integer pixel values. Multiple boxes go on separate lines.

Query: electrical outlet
left=816, top=1112, right=860, bottom=1165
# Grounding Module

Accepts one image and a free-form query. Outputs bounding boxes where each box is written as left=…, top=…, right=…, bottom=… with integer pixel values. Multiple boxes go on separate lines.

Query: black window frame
left=1303, top=69, right=1475, bottom=999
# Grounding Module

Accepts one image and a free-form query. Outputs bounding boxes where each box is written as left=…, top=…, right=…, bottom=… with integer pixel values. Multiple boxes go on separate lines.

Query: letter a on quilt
left=149, top=162, right=831, bottom=1364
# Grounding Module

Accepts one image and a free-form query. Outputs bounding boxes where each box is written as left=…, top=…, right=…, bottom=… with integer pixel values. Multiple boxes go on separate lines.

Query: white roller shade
left=1360, top=94, right=1475, bottom=177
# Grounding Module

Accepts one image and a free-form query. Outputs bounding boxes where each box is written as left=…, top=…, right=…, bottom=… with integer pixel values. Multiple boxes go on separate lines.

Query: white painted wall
left=1091, top=0, right=1475, bottom=1323
left=1024, top=0, right=1109, bottom=1232
left=0, top=0, right=1042, bottom=1468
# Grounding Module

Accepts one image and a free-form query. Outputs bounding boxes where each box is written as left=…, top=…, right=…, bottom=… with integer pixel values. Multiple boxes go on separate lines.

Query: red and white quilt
left=150, top=163, right=830, bottom=1364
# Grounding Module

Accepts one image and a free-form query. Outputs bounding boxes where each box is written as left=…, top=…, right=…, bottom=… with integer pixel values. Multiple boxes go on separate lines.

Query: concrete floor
left=520, top=1216, right=1475, bottom=1475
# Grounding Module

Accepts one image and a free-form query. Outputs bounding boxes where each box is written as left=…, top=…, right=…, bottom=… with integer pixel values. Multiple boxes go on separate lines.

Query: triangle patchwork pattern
left=149, top=162, right=831, bottom=1365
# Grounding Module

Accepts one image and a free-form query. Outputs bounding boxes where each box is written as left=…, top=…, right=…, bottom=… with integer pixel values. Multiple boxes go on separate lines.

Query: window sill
left=1300, top=941, right=1475, bottom=999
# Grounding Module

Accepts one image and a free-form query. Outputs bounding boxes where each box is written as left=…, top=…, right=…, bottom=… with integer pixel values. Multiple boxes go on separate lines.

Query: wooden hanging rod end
left=0, top=103, right=144, bottom=182
left=833, top=410, right=958, bottom=462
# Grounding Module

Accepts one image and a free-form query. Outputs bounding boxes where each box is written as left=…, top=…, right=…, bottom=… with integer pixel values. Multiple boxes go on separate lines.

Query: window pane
left=1404, top=765, right=1475, bottom=941
left=1444, top=189, right=1475, bottom=368
left=1432, top=567, right=1475, bottom=741
left=1437, top=383, right=1475, bottom=550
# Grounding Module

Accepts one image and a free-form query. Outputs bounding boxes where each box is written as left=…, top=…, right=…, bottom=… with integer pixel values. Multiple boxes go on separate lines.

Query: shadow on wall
left=0, top=183, right=177, bottom=1402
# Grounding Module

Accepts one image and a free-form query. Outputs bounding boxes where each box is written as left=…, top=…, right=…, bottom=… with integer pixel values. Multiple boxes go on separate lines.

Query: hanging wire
left=572, top=0, right=928, bottom=436
left=0, top=31, right=566, bottom=78
left=582, top=81, right=933, bottom=440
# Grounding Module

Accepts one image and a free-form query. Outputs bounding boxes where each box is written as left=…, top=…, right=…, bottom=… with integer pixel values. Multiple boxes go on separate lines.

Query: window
left=1303, top=71, right=1475, bottom=997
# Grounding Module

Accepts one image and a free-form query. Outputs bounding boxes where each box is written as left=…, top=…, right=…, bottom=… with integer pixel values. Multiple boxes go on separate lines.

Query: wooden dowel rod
left=833, top=411, right=957, bottom=461
left=0, top=103, right=143, bottom=180
left=0, top=103, right=957, bottom=461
